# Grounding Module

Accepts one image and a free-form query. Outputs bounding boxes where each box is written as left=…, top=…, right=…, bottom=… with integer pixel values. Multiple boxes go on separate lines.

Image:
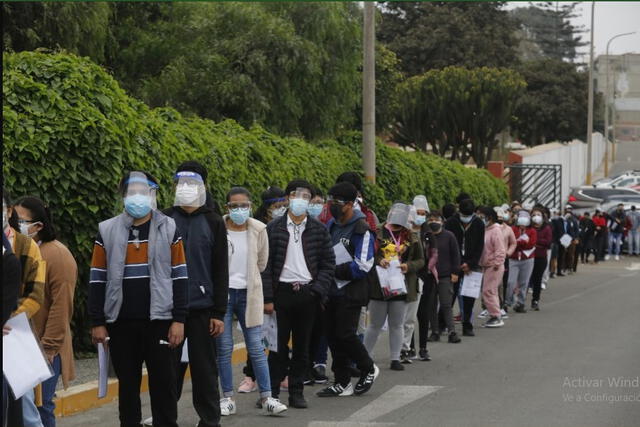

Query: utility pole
left=585, top=1, right=595, bottom=185
left=363, top=1, right=376, bottom=184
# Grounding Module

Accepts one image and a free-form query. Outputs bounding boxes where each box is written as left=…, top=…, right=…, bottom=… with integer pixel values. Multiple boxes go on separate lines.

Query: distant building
left=595, top=53, right=640, bottom=142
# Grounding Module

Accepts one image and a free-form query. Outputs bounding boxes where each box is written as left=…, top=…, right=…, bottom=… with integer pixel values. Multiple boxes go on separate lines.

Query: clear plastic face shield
left=386, top=203, right=411, bottom=229
left=173, top=171, right=206, bottom=208
left=122, top=171, right=158, bottom=219
left=288, top=187, right=312, bottom=217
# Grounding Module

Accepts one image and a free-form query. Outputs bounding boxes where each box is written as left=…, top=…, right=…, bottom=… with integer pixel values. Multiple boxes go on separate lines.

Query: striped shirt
left=89, top=220, right=188, bottom=325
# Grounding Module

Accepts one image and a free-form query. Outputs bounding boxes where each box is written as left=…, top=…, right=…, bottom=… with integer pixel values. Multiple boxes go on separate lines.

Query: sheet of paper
left=387, top=259, right=405, bottom=290
left=522, top=247, right=536, bottom=258
left=97, top=342, right=109, bottom=398
left=2, top=312, right=53, bottom=399
left=180, top=338, right=189, bottom=363
left=460, top=271, right=483, bottom=299
left=262, top=312, right=278, bottom=352
left=560, top=233, right=572, bottom=248
left=333, top=243, right=353, bottom=289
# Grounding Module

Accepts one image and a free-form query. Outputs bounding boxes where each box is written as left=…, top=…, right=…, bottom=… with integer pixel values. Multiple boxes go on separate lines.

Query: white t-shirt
left=279, top=216, right=313, bottom=283
left=228, top=230, right=249, bottom=290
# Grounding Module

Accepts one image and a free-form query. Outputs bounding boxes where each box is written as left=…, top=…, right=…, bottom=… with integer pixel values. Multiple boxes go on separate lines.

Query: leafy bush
left=3, top=51, right=508, bottom=352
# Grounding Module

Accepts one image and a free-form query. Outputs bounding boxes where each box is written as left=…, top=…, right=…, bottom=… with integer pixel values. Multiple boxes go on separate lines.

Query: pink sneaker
left=280, top=376, right=289, bottom=392
left=237, top=377, right=258, bottom=393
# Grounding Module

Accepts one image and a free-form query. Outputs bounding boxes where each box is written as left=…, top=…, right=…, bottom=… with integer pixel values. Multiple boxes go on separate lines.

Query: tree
left=3, top=2, right=113, bottom=63
left=392, top=67, right=526, bottom=167
left=510, top=3, right=587, bottom=63
left=511, top=59, right=591, bottom=146
left=378, top=2, right=520, bottom=76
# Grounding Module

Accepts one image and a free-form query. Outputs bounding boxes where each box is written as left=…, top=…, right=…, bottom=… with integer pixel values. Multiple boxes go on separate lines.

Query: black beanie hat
left=328, top=182, right=358, bottom=202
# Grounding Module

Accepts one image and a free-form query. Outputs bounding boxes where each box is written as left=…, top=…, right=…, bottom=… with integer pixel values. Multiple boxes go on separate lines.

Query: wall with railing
left=507, top=133, right=611, bottom=204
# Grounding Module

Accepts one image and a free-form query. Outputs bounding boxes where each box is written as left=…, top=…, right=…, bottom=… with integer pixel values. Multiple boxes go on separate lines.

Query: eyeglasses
left=327, top=196, right=349, bottom=206
left=17, top=219, right=38, bottom=224
left=227, top=202, right=251, bottom=210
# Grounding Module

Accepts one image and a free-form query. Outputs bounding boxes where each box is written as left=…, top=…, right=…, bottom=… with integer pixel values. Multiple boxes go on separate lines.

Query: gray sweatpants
left=506, top=258, right=535, bottom=307
left=402, top=298, right=420, bottom=351
left=364, top=300, right=408, bottom=362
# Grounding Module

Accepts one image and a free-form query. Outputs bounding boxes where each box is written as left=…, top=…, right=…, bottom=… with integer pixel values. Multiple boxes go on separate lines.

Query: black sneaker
left=462, top=324, right=475, bottom=337
left=400, top=350, right=412, bottom=364
left=448, top=332, right=461, bottom=343
left=312, top=364, right=329, bottom=384
left=390, top=360, right=404, bottom=371
left=303, top=372, right=314, bottom=386
left=427, top=333, right=440, bottom=342
left=484, top=316, right=504, bottom=328
left=531, top=301, right=540, bottom=311
left=418, top=349, right=431, bottom=361
left=316, top=382, right=354, bottom=397
left=407, top=348, right=417, bottom=360
left=354, top=364, right=379, bottom=395
left=557, top=272, right=565, bottom=277
left=514, top=304, right=527, bottom=313
left=288, top=394, right=308, bottom=409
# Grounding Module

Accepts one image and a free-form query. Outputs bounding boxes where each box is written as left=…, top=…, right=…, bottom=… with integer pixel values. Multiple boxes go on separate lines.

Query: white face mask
left=517, top=217, right=530, bottom=227
left=271, top=206, right=287, bottom=219
left=532, top=215, right=543, bottom=225
left=19, top=222, right=41, bottom=239
left=175, top=184, right=200, bottom=205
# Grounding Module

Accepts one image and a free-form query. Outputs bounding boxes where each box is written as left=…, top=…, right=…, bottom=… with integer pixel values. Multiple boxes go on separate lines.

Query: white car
left=593, top=170, right=640, bottom=188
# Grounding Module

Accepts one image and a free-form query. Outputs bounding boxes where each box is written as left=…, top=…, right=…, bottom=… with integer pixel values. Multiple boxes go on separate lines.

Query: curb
left=53, top=343, right=248, bottom=417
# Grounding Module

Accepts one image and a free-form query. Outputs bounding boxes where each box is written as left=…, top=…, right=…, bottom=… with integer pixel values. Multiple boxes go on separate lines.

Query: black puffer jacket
left=262, top=213, right=336, bottom=303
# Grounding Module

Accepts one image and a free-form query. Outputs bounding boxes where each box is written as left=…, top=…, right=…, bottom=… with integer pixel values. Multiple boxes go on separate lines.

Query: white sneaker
left=541, top=283, right=546, bottom=290
left=500, top=309, right=509, bottom=319
left=605, top=255, right=610, bottom=261
left=262, top=397, right=287, bottom=416
left=615, top=255, right=620, bottom=261
left=220, top=397, right=236, bottom=416
left=143, top=417, right=153, bottom=426
left=477, top=309, right=489, bottom=319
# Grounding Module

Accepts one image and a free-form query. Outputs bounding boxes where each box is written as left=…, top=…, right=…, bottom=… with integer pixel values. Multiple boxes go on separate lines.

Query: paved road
left=610, top=140, right=640, bottom=177
left=59, top=258, right=640, bottom=427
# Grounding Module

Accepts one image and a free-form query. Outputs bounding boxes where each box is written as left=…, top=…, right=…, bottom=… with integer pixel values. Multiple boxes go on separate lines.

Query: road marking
left=625, top=263, right=640, bottom=271
left=308, top=385, right=442, bottom=427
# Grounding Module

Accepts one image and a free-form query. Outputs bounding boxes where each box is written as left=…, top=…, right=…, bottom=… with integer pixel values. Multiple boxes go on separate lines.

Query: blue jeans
left=38, top=355, right=61, bottom=427
left=630, top=230, right=640, bottom=255
left=608, top=232, right=623, bottom=255
left=216, top=289, right=271, bottom=399
left=22, top=388, right=43, bottom=427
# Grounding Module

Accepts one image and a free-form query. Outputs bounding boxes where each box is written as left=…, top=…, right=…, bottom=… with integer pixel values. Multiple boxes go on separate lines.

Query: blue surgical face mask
left=307, top=203, right=323, bottom=218
left=271, top=206, right=287, bottom=219
left=289, top=198, right=309, bottom=217
left=414, top=215, right=426, bottom=226
left=229, top=208, right=250, bottom=225
left=124, top=194, right=152, bottom=218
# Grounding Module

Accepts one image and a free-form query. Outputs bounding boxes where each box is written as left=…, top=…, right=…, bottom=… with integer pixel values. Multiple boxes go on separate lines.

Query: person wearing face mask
left=494, top=207, right=515, bottom=316
left=318, top=172, right=379, bottom=232
left=3, top=188, right=46, bottom=427
left=158, top=162, right=228, bottom=427
left=365, top=203, right=425, bottom=371
left=477, top=207, right=506, bottom=328
left=255, top=187, right=287, bottom=225
left=307, top=188, right=325, bottom=220
left=506, top=211, right=537, bottom=313
left=444, top=198, right=485, bottom=337
left=577, top=212, right=596, bottom=264
left=316, top=182, right=379, bottom=398
left=88, top=171, right=187, bottom=427
left=606, top=203, right=627, bottom=261
left=551, top=206, right=579, bottom=275
left=591, top=210, right=608, bottom=263
left=417, top=211, right=461, bottom=349
left=400, top=196, right=429, bottom=362
left=14, top=197, right=78, bottom=427
left=527, top=208, right=552, bottom=311
left=213, top=187, right=287, bottom=416
left=262, top=179, right=335, bottom=409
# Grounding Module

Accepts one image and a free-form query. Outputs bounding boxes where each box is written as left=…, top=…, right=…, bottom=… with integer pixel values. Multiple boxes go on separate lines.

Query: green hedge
left=3, top=51, right=508, bottom=353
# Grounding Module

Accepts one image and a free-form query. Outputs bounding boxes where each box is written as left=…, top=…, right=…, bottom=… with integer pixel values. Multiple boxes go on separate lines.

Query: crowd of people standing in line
left=3, top=161, right=639, bottom=427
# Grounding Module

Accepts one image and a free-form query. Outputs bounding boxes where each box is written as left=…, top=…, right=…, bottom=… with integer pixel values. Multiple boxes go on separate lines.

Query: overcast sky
left=506, top=1, right=640, bottom=60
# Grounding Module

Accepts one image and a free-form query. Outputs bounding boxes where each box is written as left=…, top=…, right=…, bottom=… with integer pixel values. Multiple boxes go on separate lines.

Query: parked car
left=593, top=170, right=640, bottom=188
left=567, top=187, right=640, bottom=209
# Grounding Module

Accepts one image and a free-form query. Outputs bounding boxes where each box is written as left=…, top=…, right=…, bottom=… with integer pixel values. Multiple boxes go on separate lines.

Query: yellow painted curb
left=53, top=344, right=248, bottom=417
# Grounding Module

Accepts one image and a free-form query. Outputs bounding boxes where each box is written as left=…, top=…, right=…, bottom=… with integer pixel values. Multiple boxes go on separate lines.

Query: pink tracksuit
left=480, top=223, right=507, bottom=317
